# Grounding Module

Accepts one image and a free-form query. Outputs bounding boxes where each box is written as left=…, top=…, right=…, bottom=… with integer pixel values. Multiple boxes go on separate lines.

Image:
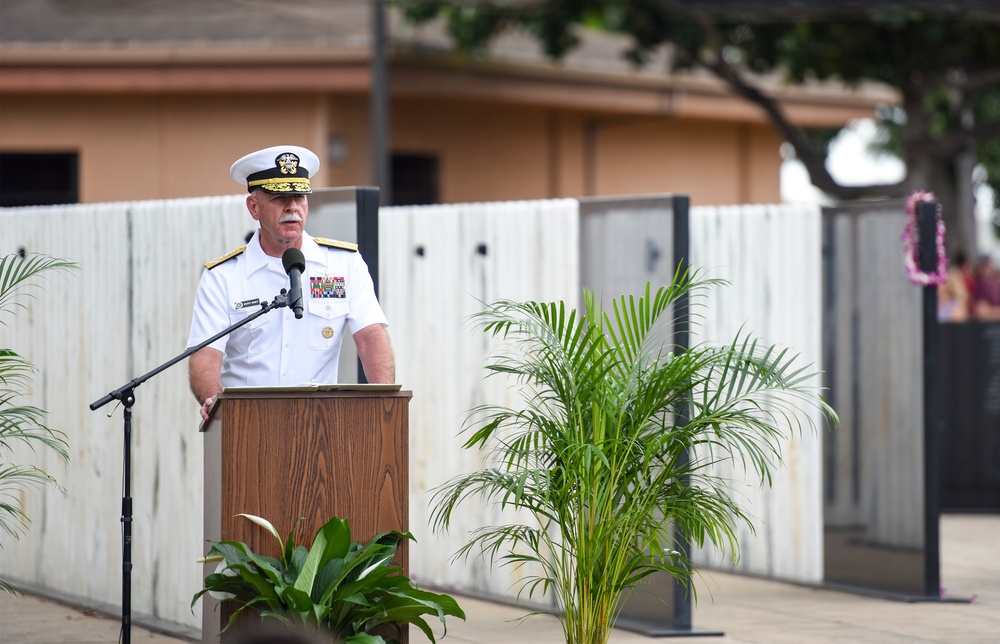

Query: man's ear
left=246, top=194, right=260, bottom=221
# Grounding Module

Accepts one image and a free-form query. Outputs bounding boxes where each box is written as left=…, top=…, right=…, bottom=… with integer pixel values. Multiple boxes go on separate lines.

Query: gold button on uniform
left=322, top=326, right=334, bottom=339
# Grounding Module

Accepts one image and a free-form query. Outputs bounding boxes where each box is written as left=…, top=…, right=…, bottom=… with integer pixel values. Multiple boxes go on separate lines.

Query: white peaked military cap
left=230, top=145, right=320, bottom=195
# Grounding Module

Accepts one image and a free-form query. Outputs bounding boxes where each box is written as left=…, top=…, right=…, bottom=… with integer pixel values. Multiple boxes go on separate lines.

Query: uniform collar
left=299, top=233, right=328, bottom=268
left=244, top=230, right=324, bottom=276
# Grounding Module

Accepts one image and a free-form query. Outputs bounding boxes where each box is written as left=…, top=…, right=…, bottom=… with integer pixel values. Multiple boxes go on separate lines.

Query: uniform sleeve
left=346, top=251, right=389, bottom=335
left=187, top=268, right=231, bottom=352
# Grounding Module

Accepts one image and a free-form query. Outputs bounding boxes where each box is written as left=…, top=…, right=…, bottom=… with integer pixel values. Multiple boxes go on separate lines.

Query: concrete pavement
left=2, top=514, right=996, bottom=643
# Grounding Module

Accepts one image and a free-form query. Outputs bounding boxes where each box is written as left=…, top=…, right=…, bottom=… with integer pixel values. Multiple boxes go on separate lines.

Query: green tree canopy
left=398, top=0, right=1000, bottom=256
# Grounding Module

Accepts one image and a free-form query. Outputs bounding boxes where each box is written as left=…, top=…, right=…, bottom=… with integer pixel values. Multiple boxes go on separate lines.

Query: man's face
left=247, top=191, right=309, bottom=251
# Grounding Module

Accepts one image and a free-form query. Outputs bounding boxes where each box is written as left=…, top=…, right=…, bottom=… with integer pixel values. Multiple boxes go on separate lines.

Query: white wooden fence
left=0, top=194, right=825, bottom=635
left=1, top=196, right=249, bottom=636
left=689, top=203, right=824, bottom=582
left=381, top=199, right=579, bottom=601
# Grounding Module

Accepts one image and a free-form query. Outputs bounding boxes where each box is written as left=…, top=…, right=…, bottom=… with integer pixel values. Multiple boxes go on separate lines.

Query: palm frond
left=0, top=254, right=77, bottom=326
left=0, top=464, right=65, bottom=540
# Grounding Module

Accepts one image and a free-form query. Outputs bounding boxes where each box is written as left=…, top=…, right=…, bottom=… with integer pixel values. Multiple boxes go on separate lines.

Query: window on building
left=391, top=153, right=439, bottom=206
left=0, top=152, right=79, bottom=207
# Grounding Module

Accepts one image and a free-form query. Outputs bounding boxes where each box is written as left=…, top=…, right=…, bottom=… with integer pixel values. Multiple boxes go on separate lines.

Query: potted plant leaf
left=431, top=272, right=837, bottom=644
left=194, top=513, right=465, bottom=643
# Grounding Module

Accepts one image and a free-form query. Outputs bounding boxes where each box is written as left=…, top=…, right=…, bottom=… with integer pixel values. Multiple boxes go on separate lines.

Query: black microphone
left=281, top=247, right=306, bottom=319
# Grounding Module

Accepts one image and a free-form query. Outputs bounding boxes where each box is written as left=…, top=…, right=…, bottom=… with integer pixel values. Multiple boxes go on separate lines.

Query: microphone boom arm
left=90, top=291, right=289, bottom=410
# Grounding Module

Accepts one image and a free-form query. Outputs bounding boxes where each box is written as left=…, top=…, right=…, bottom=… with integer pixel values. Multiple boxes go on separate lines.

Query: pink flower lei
left=901, top=190, right=947, bottom=287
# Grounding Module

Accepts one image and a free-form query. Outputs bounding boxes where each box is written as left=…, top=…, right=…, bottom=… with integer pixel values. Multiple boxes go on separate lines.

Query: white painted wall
left=689, top=203, right=825, bottom=582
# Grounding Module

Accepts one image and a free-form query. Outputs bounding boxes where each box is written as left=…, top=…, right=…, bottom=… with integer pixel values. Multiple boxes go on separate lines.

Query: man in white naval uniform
left=187, top=145, right=394, bottom=420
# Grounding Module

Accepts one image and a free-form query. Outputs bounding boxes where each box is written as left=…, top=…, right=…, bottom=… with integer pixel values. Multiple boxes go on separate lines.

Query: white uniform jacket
left=187, top=230, right=388, bottom=387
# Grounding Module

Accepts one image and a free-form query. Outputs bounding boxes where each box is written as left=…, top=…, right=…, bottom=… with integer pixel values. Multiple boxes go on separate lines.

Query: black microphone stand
left=89, top=288, right=291, bottom=644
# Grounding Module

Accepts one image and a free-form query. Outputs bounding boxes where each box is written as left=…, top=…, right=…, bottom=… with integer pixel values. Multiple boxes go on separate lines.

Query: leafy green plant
left=431, top=272, right=837, bottom=644
left=1, top=253, right=76, bottom=594
left=194, top=513, right=465, bottom=644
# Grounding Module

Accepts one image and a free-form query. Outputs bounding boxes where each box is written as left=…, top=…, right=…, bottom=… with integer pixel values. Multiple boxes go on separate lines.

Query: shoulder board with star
left=204, top=246, right=246, bottom=269
left=314, top=237, right=358, bottom=252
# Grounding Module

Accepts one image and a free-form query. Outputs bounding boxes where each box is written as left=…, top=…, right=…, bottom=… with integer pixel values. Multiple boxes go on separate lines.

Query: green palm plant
left=0, top=253, right=76, bottom=594
left=431, top=271, right=837, bottom=644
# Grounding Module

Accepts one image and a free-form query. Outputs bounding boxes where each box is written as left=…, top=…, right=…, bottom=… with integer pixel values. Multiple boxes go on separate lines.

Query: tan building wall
left=391, top=97, right=781, bottom=205
left=2, top=90, right=781, bottom=206
left=0, top=92, right=333, bottom=202
left=0, top=4, right=896, bottom=209
left=324, top=93, right=374, bottom=191
left=392, top=98, right=552, bottom=203
left=588, top=116, right=782, bottom=204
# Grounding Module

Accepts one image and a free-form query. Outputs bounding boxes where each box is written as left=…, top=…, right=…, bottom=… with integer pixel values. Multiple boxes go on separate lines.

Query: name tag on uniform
left=234, top=298, right=260, bottom=309
left=310, top=275, right=346, bottom=298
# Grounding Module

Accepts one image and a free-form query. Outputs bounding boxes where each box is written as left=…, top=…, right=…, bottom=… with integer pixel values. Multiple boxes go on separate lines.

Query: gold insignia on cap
left=322, top=326, right=334, bottom=339
left=248, top=178, right=311, bottom=192
left=276, top=153, right=300, bottom=175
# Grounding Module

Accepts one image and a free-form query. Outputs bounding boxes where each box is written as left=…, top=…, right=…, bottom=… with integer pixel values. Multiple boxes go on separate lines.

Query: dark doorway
left=0, top=152, right=79, bottom=207
left=391, top=153, right=439, bottom=206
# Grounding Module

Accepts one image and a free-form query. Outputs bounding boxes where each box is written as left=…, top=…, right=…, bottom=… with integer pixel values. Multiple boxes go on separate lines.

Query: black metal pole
left=371, top=0, right=391, bottom=206
left=121, top=396, right=134, bottom=644
left=918, top=199, right=942, bottom=598
left=91, top=291, right=290, bottom=641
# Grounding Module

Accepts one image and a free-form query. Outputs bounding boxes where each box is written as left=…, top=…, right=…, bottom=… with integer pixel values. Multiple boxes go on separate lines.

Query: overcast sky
left=780, top=118, right=999, bottom=256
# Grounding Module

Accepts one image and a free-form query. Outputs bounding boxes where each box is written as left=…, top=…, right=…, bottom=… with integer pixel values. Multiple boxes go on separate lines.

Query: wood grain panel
left=207, top=390, right=410, bottom=642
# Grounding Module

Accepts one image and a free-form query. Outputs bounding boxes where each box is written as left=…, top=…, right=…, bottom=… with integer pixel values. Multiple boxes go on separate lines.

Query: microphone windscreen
left=281, top=247, right=306, bottom=274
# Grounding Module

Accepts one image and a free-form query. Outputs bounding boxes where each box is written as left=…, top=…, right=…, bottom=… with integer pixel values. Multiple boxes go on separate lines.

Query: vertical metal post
left=371, top=0, right=391, bottom=205
left=587, top=194, right=721, bottom=637
left=121, top=397, right=134, bottom=644
left=583, top=121, right=597, bottom=196
left=671, top=194, right=693, bottom=630
left=918, top=199, right=942, bottom=598
left=820, top=210, right=838, bottom=504
left=355, top=186, right=381, bottom=383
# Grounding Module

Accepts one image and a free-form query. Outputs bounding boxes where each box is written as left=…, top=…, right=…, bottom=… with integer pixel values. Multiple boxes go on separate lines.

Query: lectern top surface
left=223, top=383, right=402, bottom=393
left=199, top=383, right=407, bottom=431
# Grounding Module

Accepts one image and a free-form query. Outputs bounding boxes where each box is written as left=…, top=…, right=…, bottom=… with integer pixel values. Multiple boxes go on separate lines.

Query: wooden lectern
left=200, top=386, right=411, bottom=643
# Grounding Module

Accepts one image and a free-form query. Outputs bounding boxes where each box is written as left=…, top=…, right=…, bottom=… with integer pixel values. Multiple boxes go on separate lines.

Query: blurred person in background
left=938, top=264, right=971, bottom=322
left=954, top=251, right=977, bottom=299
left=971, top=255, right=1000, bottom=321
